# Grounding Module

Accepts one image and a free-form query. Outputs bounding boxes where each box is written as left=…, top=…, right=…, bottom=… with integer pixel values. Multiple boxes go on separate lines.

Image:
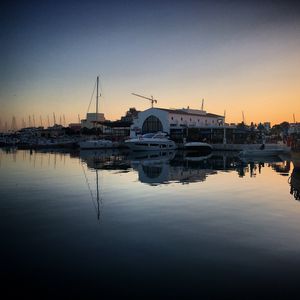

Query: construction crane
left=132, top=93, right=158, bottom=108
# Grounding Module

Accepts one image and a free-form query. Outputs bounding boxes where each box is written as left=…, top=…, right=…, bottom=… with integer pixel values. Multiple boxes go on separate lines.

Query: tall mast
left=96, top=76, right=99, bottom=122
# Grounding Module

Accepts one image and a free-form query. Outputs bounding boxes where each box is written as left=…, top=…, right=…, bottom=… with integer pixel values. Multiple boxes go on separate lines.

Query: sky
left=1, top=0, right=300, bottom=129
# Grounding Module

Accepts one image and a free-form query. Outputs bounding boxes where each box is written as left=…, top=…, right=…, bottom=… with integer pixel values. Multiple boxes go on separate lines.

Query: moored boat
left=239, top=144, right=290, bottom=157
left=125, top=132, right=176, bottom=151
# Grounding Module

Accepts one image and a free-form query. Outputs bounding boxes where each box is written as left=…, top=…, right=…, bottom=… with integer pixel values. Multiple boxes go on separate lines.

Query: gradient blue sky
left=1, top=0, right=300, bottom=128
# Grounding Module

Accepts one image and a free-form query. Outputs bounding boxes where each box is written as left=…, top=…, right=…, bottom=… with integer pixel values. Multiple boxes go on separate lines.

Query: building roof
left=154, top=108, right=223, bottom=118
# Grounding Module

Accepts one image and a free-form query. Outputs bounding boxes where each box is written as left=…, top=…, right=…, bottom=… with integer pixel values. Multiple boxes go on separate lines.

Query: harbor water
left=1, top=148, right=300, bottom=298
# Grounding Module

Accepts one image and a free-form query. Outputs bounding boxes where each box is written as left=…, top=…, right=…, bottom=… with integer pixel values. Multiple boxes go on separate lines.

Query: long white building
left=130, top=107, right=225, bottom=137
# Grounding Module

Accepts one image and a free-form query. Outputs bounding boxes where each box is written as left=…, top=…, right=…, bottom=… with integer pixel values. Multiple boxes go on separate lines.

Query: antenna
left=59, top=115, right=62, bottom=125
left=40, top=116, right=43, bottom=127
left=131, top=93, right=158, bottom=108
left=32, top=115, right=36, bottom=127
left=28, top=115, right=32, bottom=127
left=47, top=115, right=50, bottom=127
left=242, top=111, right=245, bottom=124
left=78, top=114, right=80, bottom=123
left=224, top=110, right=226, bottom=119
left=293, top=113, right=296, bottom=123
left=201, top=99, right=204, bottom=111
left=63, top=114, right=66, bottom=126
left=53, top=112, right=56, bottom=125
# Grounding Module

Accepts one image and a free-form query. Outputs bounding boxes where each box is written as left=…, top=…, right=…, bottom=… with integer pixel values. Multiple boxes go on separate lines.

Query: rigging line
left=87, top=78, right=97, bottom=114
left=81, top=163, right=98, bottom=214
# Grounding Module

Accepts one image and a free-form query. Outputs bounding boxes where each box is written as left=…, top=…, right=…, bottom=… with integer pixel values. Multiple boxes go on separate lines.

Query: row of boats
left=80, top=132, right=215, bottom=155
left=80, top=132, right=291, bottom=158
left=1, top=130, right=291, bottom=157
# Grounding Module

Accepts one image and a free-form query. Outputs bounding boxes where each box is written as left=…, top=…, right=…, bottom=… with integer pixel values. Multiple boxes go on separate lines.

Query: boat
left=79, top=139, right=113, bottom=149
left=239, top=149, right=288, bottom=157
left=79, top=76, right=113, bottom=149
left=79, top=76, right=115, bottom=149
left=239, top=144, right=290, bottom=157
left=124, top=132, right=177, bottom=151
left=184, top=142, right=212, bottom=153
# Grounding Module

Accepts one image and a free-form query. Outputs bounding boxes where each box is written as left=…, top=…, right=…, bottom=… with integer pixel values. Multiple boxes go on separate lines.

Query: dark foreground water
left=1, top=148, right=300, bottom=298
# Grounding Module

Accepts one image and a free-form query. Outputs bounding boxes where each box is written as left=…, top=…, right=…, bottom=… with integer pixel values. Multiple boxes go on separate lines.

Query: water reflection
left=78, top=149, right=290, bottom=185
left=2, top=148, right=300, bottom=297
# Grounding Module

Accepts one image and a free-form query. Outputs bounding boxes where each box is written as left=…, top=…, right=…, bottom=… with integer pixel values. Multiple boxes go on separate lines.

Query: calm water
left=1, top=148, right=300, bottom=298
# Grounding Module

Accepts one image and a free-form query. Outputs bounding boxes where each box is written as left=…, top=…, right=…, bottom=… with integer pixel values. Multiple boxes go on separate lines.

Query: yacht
left=124, top=132, right=177, bottom=151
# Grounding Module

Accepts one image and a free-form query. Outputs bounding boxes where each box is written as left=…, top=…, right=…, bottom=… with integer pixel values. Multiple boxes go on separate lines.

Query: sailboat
left=79, top=76, right=113, bottom=149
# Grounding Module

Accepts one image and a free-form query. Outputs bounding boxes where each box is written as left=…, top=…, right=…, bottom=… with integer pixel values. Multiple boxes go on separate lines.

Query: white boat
left=184, top=142, right=212, bottom=152
left=80, top=76, right=113, bottom=149
left=239, top=147, right=290, bottom=157
left=79, top=139, right=113, bottom=149
left=125, top=132, right=177, bottom=151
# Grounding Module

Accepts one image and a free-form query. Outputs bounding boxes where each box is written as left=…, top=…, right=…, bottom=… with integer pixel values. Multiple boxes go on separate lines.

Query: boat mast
left=96, top=76, right=99, bottom=122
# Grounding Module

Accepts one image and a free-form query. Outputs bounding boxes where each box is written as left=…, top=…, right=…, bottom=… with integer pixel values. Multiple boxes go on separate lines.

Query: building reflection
left=78, top=149, right=289, bottom=185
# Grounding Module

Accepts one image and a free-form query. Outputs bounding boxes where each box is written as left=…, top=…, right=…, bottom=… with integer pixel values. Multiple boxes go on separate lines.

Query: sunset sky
left=1, top=0, right=300, bottom=128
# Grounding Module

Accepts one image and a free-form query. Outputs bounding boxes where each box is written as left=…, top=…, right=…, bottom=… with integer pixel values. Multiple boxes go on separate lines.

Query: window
left=142, top=115, right=163, bottom=133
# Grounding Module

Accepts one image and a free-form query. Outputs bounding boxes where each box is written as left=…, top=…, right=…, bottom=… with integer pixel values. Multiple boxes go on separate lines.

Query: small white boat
left=79, top=139, right=113, bottom=149
left=239, top=147, right=290, bottom=157
left=125, top=132, right=176, bottom=151
left=184, top=142, right=212, bottom=152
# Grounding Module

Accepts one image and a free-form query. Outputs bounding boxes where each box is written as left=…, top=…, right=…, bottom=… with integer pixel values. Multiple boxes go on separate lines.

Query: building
left=130, top=107, right=225, bottom=139
left=289, top=123, right=300, bottom=135
left=81, top=113, right=105, bottom=129
left=101, top=120, right=132, bottom=140
left=68, top=123, right=81, bottom=133
left=120, top=107, right=140, bottom=123
left=263, top=122, right=271, bottom=132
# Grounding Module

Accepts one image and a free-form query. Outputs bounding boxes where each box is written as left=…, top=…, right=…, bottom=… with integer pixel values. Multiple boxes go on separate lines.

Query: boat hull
left=240, top=149, right=288, bottom=157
